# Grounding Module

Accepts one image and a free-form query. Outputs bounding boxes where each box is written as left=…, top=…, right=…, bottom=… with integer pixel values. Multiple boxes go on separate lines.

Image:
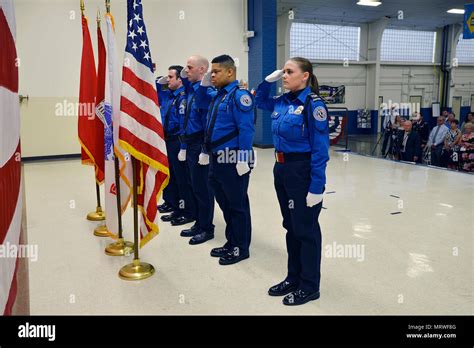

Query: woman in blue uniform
left=256, top=57, right=330, bottom=306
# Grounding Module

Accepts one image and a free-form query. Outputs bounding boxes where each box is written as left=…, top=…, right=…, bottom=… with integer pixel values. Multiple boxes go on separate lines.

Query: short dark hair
left=168, top=65, right=183, bottom=78
left=450, top=119, right=459, bottom=125
left=211, top=55, right=236, bottom=71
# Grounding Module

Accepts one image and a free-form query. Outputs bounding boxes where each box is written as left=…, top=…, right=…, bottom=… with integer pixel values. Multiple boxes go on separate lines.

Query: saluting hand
left=201, top=72, right=212, bottom=87
left=180, top=68, right=188, bottom=79
left=265, top=69, right=284, bottom=83
left=157, top=76, right=168, bottom=85
left=306, top=193, right=323, bottom=207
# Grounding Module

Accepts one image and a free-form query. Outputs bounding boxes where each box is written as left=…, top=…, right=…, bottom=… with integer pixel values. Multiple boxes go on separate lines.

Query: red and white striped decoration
left=0, top=0, right=22, bottom=315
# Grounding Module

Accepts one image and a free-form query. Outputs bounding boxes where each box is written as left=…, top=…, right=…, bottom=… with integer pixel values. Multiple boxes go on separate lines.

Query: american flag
left=118, top=0, right=169, bottom=247
left=0, top=0, right=22, bottom=314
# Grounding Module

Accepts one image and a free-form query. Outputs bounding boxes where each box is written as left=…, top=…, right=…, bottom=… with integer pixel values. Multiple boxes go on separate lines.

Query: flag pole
left=88, top=7, right=107, bottom=226
left=119, top=157, right=155, bottom=280
left=105, top=156, right=134, bottom=256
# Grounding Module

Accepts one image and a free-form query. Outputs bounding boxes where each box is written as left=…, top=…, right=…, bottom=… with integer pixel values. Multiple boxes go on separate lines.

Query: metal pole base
left=105, top=238, right=134, bottom=257
left=93, top=224, right=110, bottom=237
left=119, top=258, right=155, bottom=281
left=87, top=206, right=106, bottom=221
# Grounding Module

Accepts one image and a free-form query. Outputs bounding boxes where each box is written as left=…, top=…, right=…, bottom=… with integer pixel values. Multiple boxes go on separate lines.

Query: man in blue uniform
left=156, top=66, right=196, bottom=225
left=178, top=55, right=215, bottom=244
left=198, top=55, right=255, bottom=265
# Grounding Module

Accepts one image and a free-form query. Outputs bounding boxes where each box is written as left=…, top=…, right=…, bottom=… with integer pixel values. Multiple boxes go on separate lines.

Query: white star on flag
left=128, top=30, right=137, bottom=40
left=133, top=13, right=142, bottom=23
left=139, top=40, right=147, bottom=49
left=137, top=26, right=144, bottom=35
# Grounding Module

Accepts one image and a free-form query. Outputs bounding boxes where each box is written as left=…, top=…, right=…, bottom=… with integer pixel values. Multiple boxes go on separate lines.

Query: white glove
left=157, top=76, right=168, bottom=85
left=306, top=193, right=323, bottom=207
left=198, top=153, right=210, bottom=165
left=201, top=72, right=212, bottom=87
left=236, top=161, right=250, bottom=176
left=265, top=69, right=283, bottom=83
left=178, top=149, right=186, bottom=162
left=180, top=69, right=188, bottom=79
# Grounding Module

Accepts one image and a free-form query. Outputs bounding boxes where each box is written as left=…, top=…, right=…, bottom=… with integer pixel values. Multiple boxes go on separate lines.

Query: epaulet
left=308, top=92, right=323, bottom=103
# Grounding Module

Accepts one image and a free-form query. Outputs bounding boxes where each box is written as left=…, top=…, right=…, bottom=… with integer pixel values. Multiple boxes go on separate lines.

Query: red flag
left=78, top=14, right=104, bottom=184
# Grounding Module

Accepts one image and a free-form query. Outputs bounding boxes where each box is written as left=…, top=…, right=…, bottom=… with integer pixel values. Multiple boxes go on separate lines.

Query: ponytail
left=309, top=73, right=319, bottom=95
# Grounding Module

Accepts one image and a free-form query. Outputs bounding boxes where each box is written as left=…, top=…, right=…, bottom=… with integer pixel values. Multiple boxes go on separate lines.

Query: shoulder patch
left=313, top=105, right=327, bottom=122
left=234, top=89, right=254, bottom=111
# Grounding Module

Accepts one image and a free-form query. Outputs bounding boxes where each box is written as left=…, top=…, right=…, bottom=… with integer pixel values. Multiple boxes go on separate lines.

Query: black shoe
left=180, top=224, right=200, bottom=237
left=161, top=212, right=180, bottom=222
left=268, top=280, right=298, bottom=297
left=210, top=246, right=229, bottom=258
left=218, top=248, right=249, bottom=265
left=170, top=216, right=195, bottom=226
left=189, top=232, right=214, bottom=245
left=282, top=289, right=320, bottom=306
left=158, top=203, right=174, bottom=214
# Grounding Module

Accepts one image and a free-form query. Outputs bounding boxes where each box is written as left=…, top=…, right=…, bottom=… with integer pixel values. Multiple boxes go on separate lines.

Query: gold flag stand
left=119, top=157, right=155, bottom=280
left=87, top=183, right=106, bottom=222
left=105, top=156, right=134, bottom=256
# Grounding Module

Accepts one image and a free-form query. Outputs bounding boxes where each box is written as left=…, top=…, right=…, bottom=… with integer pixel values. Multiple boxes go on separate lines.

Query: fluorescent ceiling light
left=357, top=0, right=382, bottom=6
left=447, top=9, right=465, bottom=14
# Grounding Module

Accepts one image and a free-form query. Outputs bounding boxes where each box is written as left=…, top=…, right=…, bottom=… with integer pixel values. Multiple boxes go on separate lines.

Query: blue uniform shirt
left=256, top=80, right=330, bottom=194
left=160, top=86, right=186, bottom=136
left=201, top=80, right=255, bottom=155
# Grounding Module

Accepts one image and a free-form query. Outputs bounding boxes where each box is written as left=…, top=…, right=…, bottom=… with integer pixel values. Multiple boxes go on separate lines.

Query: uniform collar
left=172, top=85, right=185, bottom=97
left=191, top=81, right=201, bottom=92
left=285, top=86, right=311, bottom=104
left=218, top=80, right=239, bottom=94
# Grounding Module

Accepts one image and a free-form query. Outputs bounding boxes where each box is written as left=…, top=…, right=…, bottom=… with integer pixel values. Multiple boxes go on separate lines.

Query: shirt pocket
left=282, top=114, right=305, bottom=139
left=271, top=111, right=281, bottom=134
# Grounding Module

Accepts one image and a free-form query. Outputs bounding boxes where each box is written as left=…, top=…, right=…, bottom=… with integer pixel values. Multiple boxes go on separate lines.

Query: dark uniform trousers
left=209, top=152, right=251, bottom=254
left=186, top=140, right=214, bottom=233
left=166, top=137, right=196, bottom=219
left=163, top=139, right=179, bottom=211
left=273, top=159, right=322, bottom=293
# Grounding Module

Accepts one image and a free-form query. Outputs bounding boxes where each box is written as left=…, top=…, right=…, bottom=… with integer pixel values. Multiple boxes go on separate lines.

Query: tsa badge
left=294, top=105, right=304, bottom=115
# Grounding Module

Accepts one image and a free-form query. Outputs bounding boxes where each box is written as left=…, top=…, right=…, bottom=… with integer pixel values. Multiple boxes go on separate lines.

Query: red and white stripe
left=119, top=51, right=169, bottom=247
left=0, top=0, right=22, bottom=315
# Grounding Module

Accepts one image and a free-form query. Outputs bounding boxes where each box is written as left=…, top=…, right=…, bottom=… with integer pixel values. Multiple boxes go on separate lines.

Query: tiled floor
left=23, top=148, right=473, bottom=314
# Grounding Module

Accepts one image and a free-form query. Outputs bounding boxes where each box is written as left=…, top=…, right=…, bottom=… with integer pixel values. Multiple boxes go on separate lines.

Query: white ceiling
left=277, top=0, right=470, bottom=30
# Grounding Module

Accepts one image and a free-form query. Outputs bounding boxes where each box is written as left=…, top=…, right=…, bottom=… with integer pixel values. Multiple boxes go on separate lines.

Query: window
left=381, top=29, right=436, bottom=63
left=456, top=34, right=474, bottom=64
left=290, top=22, right=361, bottom=61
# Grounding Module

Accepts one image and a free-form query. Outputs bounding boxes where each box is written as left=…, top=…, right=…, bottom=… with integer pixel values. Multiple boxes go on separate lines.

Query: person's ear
left=302, top=71, right=309, bottom=82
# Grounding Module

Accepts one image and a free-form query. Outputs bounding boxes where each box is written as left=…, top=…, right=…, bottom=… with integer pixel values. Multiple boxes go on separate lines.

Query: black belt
left=179, top=130, right=204, bottom=144
left=275, top=152, right=311, bottom=163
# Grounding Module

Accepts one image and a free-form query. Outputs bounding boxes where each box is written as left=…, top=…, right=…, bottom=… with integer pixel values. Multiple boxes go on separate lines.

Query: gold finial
left=97, top=7, right=101, bottom=23
left=80, top=0, right=85, bottom=16
left=106, top=0, right=111, bottom=14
